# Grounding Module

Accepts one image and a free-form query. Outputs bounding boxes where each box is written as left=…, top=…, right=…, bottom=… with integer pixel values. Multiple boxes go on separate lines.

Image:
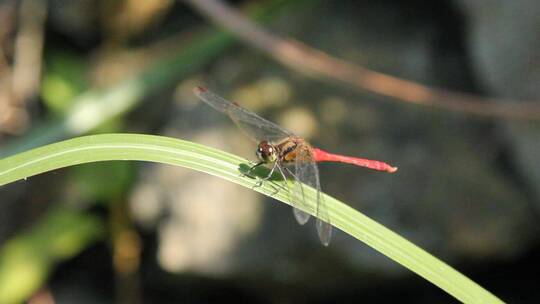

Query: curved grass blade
left=0, top=134, right=503, bottom=304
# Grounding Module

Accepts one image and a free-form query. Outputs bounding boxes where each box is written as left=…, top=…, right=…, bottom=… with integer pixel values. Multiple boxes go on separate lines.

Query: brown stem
left=184, top=0, right=540, bottom=121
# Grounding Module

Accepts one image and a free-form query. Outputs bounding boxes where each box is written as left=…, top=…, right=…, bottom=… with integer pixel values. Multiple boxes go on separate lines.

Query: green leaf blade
left=0, top=134, right=504, bottom=304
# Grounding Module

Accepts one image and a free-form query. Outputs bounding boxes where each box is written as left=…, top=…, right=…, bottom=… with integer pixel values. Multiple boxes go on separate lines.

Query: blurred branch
left=12, top=0, right=47, bottom=104
left=0, top=0, right=37, bottom=135
left=111, top=200, right=142, bottom=304
left=184, top=0, right=540, bottom=121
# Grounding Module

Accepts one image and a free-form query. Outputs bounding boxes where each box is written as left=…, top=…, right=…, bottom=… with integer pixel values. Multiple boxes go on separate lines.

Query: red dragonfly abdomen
left=312, top=148, right=397, bottom=173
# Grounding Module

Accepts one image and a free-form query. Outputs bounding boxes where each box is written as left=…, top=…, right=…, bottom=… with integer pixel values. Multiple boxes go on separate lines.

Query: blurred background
left=0, top=0, right=539, bottom=303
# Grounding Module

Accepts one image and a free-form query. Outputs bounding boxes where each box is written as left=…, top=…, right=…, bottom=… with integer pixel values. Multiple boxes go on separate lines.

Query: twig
left=12, top=0, right=47, bottom=103
left=184, top=0, right=540, bottom=121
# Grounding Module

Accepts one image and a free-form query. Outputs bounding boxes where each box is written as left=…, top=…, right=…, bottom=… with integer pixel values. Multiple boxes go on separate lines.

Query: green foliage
left=0, top=209, right=104, bottom=304
left=41, top=51, right=89, bottom=114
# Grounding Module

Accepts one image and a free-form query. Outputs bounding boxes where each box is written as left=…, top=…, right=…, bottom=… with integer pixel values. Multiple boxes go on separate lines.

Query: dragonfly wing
left=194, top=87, right=291, bottom=142
left=290, top=175, right=310, bottom=225
left=293, top=207, right=310, bottom=225
left=316, top=217, right=332, bottom=246
left=293, top=146, right=332, bottom=245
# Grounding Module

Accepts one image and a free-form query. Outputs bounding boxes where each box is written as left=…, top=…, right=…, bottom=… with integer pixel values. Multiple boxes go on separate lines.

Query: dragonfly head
left=256, top=141, right=278, bottom=163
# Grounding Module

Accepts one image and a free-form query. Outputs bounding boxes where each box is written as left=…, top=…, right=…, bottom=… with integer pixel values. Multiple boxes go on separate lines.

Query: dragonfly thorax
left=256, top=141, right=278, bottom=163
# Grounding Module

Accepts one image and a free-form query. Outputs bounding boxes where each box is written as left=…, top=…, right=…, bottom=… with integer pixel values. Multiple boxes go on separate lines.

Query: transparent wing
left=194, top=87, right=292, bottom=143
left=292, top=145, right=332, bottom=246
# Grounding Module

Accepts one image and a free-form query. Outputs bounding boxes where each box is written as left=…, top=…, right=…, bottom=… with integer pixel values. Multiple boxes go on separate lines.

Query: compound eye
left=256, top=147, right=264, bottom=160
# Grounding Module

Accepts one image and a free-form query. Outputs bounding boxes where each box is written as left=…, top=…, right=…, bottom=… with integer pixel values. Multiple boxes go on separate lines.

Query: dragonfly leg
left=252, top=161, right=278, bottom=190
left=241, top=161, right=264, bottom=178
left=254, top=178, right=281, bottom=194
left=266, top=164, right=289, bottom=196
left=262, top=161, right=278, bottom=181
left=284, top=166, right=298, bottom=180
left=267, top=182, right=280, bottom=196
left=275, top=164, right=290, bottom=189
left=252, top=179, right=263, bottom=189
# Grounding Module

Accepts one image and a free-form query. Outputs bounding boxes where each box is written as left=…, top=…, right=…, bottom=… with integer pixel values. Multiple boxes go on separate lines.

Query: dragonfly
left=194, top=86, right=397, bottom=246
